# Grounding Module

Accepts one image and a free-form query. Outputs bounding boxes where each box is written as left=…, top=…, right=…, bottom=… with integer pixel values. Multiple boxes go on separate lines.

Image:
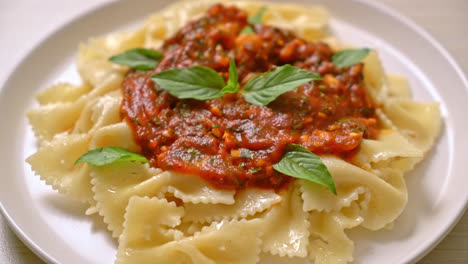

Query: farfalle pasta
left=26, top=1, right=440, bottom=263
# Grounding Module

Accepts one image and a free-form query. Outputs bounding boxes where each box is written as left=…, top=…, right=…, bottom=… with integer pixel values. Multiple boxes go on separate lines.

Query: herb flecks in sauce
left=121, top=4, right=380, bottom=190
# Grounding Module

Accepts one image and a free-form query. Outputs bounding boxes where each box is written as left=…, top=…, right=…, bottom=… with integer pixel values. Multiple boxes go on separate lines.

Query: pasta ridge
left=27, top=133, right=94, bottom=203
left=308, top=211, right=354, bottom=264
left=300, top=181, right=370, bottom=213
left=118, top=207, right=263, bottom=264
left=90, top=164, right=168, bottom=237
left=182, top=189, right=282, bottom=224
left=158, top=172, right=236, bottom=205
left=35, top=82, right=92, bottom=105
left=260, top=184, right=310, bottom=258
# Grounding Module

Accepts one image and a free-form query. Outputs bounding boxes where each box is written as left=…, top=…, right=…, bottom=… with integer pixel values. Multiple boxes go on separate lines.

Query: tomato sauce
left=121, top=4, right=380, bottom=190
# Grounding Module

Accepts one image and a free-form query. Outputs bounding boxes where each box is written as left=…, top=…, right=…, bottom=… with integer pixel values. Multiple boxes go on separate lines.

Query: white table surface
left=0, top=0, right=467, bottom=263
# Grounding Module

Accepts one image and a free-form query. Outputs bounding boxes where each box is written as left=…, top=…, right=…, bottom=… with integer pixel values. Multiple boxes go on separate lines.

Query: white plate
left=0, top=0, right=467, bottom=263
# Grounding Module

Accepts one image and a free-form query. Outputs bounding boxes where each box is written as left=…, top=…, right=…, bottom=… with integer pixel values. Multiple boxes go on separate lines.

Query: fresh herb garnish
left=151, top=58, right=239, bottom=100
left=152, top=62, right=320, bottom=106
left=240, top=26, right=255, bottom=35
left=242, top=64, right=321, bottom=106
left=74, top=146, right=148, bottom=166
left=248, top=6, right=267, bottom=24
left=151, top=66, right=226, bottom=100
left=240, top=149, right=253, bottom=158
left=222, top=59, right=240, bottom=93
left=273, top=144, right=336, bottom=195
left=331, top=48, right=371, bottom=68
left=109, top=48, right=163, bottom=70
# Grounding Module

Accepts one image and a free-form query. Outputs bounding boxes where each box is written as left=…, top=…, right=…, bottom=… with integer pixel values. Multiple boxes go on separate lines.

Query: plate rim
left=0, top=0, right=467, bottom=263
left=352, top=0, right=468, bottom=262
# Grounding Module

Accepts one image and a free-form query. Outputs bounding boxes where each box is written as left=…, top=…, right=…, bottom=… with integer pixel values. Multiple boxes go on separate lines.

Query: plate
left=0, top=0, right=467, bottom=263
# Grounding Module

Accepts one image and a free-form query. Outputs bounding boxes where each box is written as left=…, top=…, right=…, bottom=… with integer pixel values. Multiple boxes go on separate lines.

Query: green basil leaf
left=74, top=146, right=148, bottom=166
left=273, top=144, right=336, bottom=195
left=243, top=65, right=321, bottom=106
left=109, top=48, right=163, bottom=70
left=222, top=58, right=240, bottom=94
left=248, top=6, right=267, bottom=24
left=331, top=48, right=371, bottom=68
left=151, top=66, right=226, bottom=100
left=240, top=26, right=255, bottom=35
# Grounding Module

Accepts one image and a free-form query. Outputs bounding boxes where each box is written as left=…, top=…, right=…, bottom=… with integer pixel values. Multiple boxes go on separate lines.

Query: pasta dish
left=26, top=1, right=441, bottom=263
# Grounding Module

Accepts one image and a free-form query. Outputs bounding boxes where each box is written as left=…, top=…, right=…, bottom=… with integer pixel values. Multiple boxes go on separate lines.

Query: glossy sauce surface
left=121, top=4, right=379, bottom=190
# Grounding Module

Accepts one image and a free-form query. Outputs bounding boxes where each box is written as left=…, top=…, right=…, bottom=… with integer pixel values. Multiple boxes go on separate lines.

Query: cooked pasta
left=26, top=1, right=441, bottom=263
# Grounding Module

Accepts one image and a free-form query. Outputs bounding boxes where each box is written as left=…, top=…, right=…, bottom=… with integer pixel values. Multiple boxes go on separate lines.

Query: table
left=1, top=0, right=467, bottom=263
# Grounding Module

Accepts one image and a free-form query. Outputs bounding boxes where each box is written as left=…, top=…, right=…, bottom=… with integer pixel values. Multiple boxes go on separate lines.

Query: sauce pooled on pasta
left=121, top=4, right=380, bottom=190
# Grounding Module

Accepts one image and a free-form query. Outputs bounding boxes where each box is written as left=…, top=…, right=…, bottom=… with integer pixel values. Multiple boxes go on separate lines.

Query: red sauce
left=121, top=4, right=380, bottom=190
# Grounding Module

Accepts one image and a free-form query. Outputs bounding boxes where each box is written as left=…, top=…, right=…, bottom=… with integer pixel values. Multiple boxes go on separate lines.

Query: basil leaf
left=240, top=26, right=255, bottom=35
left=109, top=48, right=163, bottom=70
left=248, top=6, right=267, bottom=24
left=273, top=144, right=336, bottom=195
left=74, top=146, right=148, bottom=166
left=243, top=65, right=321, bottom=106
left=332, top=48, right=371, bottom=68
left=151, top=66, right=226, bottom=100
left=222, top=58, right=240, bottom=94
